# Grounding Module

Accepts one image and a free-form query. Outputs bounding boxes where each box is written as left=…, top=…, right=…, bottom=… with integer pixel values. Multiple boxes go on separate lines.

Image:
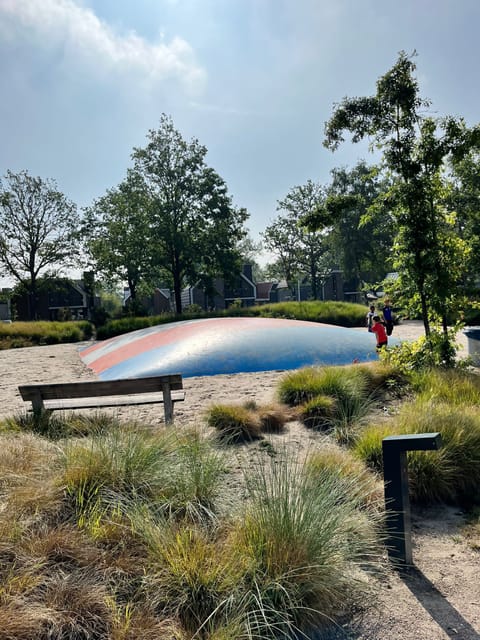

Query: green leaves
left=324, top=51, right=480, bottom=346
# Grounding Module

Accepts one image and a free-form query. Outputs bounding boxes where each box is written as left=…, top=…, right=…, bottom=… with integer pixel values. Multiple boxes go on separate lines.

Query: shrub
left=95, top=301, right=368, bottom=340
left=0, top=320, right=92, bottom=348
left=63, top=427, right=225, bottom=532
left=145, top=524, right=246, bottom=635
left=277, top=367, right=332, bottom=406
left=232, top=454, right=384, bottom=636
left=255, top=402, right=292, bottom=433
left=206, top=404, right=263, bottom=443
left=354, top=400, right=480, bottom=506
left=381, top=330, right=458, bottom=372
left=306, top=446, right=383, bottom=509
left=409, top=367, right=480, bottom=406
left=352, top=423, right=395, bottom=474
left=298, top=394, right=336, bottom=430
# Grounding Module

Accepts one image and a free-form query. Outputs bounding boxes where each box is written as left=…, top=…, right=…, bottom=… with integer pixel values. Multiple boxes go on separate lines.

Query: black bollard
left=382, top=433, right=442, bottom=565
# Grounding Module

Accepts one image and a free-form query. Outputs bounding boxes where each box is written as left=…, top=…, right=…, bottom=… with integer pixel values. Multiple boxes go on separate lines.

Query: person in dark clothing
left=382, top=299, right=394, bottom=336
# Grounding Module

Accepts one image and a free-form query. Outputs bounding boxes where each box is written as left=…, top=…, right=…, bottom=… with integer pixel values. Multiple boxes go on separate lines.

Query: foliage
left=381, top=329, right=459, bottom=372
left=408, top=366, right=480, bottom=406
left=95, top=300, right=368, bottom=340
left=0, top=170, right=80, bottom=320
left=235, top=454, right=384, bottom=636
left=132, top=114, right=249, bottom=314
left=1, top=410, right=117, bottom=440
left=306, top=445, right=383, bottom=509
left=244, top=300, right=368, bottom=326
left=298, top=394, right=336, bottom=430
left=303, top=162, right=395, bottom=289
left=322, top=50, right=480, bottom=348
left=354, top=399, right=480, bottom=505
left=0, top=320, right=92, bottom=348
left=262, top=180, right=330, bottom=297
left=82, top=169, right=155, bottom=306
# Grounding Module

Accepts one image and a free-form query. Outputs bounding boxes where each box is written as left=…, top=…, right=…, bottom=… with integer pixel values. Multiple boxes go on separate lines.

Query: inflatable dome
left=80, top=317, right=398, bottom=380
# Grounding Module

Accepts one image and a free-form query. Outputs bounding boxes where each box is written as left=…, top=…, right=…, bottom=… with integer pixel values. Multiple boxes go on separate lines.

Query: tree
left=303, top=162, right=395, bottom=290
left=0, top=170, right=79, bottom=319
left=83, top=169, right=154, bottom=312
left=447, top=150, right=480, bottom=285
left=132, top=115, right=249, bottom=313
left=263, top=180, right=329, bottom=298
left=323, top=51, right=479, bottom=344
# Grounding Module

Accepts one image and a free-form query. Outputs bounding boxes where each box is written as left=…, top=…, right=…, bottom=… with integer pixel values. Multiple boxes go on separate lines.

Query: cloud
left=0, top=0, right=206, bottom=93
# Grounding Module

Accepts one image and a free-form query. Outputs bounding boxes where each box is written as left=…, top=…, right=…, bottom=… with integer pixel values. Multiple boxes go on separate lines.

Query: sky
left=1, top=0, right=480, bottom=284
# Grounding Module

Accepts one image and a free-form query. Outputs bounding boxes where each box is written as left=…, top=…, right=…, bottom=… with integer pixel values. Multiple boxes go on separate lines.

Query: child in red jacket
left=371, top=315, right=388, bottom=350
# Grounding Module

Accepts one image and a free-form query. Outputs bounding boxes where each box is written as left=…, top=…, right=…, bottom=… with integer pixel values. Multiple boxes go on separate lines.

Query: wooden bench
left=18, top=374, right=185, bottom=424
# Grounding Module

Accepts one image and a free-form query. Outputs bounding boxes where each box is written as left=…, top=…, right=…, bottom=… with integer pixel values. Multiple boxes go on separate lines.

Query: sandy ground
left=0, top=321, right=478, bottom=639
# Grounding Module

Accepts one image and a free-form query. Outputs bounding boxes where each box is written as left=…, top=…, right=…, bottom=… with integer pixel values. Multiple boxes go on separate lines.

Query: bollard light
left=382, top=433, right=442, bottom=565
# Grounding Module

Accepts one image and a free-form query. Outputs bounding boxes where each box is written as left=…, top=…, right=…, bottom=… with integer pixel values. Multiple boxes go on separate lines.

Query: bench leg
left=31, top=392, right=45, bottom=414
left=162, top=384, right=174, bottom=424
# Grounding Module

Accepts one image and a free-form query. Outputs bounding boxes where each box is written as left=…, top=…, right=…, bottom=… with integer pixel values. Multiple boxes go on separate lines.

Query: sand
left=0, top=321, right=478, bottom=639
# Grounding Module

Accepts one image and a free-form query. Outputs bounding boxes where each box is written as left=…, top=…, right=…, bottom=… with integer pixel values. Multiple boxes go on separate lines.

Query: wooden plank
left=41, top=391, right=186, bottom=411
left=18, top=374, right=183, bottom=401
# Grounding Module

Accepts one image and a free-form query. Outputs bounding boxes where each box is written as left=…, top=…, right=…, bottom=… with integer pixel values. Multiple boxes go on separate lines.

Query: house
left=181, top=265, right=257, bottom=310
left=124, top=265, right=349, bottom=315
left=124, top=287, right=172, bottom=315
left=12, top=276, right=96, bottom=321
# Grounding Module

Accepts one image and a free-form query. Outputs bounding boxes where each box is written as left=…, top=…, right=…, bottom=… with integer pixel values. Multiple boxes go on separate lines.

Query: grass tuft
left=206, top=404, right=263, bottom=443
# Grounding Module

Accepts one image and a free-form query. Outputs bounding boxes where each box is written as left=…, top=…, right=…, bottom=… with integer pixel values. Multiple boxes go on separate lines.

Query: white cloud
left=0, top=0, right=206, bottom=93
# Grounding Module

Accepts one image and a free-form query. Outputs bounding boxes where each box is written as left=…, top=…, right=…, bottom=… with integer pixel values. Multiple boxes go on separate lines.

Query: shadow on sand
left=400, top=565, right=479, bottom=640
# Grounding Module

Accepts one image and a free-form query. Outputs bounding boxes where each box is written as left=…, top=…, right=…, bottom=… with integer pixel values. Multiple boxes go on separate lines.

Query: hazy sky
left=1, top=0, right=479, bottom=278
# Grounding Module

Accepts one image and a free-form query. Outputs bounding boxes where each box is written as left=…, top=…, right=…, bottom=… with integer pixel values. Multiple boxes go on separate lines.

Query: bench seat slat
left=40, top=391, right=186, bottom=411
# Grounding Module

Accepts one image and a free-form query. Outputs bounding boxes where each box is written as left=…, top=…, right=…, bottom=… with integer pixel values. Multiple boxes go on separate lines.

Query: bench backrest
left=19, top=374, right=183, bottom=401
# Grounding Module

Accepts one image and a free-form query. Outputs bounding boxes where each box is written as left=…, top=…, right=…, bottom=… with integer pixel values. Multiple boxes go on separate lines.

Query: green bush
left=354, top=400, right=480, bottom=505
left=409, top=367, right=480, bottom=406
left=240, top=300, right=368, bottom=327
left=233, top=455, right=384, bottom=636
left=206, top=404, right=263, bottom=443
left=277, top=367, right=334, bottom=406
left=381, top=330, right=458, bottom=372
left=63, top=427, right=225, bottom=529
left=96, top=301, right=368, bottom=340
left=298, top=394, right=336, bottom=430
left=0, top=320, right=93, bottom=348
left=1, top=410, right=120, bottom=440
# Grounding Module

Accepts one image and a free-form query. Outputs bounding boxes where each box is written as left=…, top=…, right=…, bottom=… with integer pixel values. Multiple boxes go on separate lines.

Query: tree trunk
left=29, top=278, right=37, bottom=321
left=420, top=290, right=430, bottom=336
left=173, top=269, right=183, bottom=314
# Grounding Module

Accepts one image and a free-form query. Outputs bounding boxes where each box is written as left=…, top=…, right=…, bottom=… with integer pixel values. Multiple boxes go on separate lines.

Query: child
left=366, top=305, right=376, bottom=332
left=371, top=315, right=388, bottom=350
left=382, top=299, right=394, bottom=336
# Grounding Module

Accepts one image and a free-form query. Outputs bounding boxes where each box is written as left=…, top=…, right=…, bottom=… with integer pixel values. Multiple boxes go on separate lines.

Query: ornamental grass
left=354, top=399, right=480, bottom=505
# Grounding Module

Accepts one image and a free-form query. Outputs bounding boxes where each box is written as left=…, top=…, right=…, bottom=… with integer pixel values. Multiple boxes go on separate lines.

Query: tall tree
left=304, top=162, right=395, bottom=290
left=83, top=169, right=154, bottom=311
left=0, top=170, right=79, bottom=319
left=133, top=115, right=248, bottom=313
left=263, top=180, right=329, bottom=298
left=323, top=51, right=479, bottom=341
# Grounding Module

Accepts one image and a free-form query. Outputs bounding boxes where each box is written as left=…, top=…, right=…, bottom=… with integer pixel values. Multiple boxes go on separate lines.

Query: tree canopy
left=0, top=170, right=79, bottom=319
left=132, top=115, right=249, bottom=313
left=322, top=51, right=480, bottom=346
